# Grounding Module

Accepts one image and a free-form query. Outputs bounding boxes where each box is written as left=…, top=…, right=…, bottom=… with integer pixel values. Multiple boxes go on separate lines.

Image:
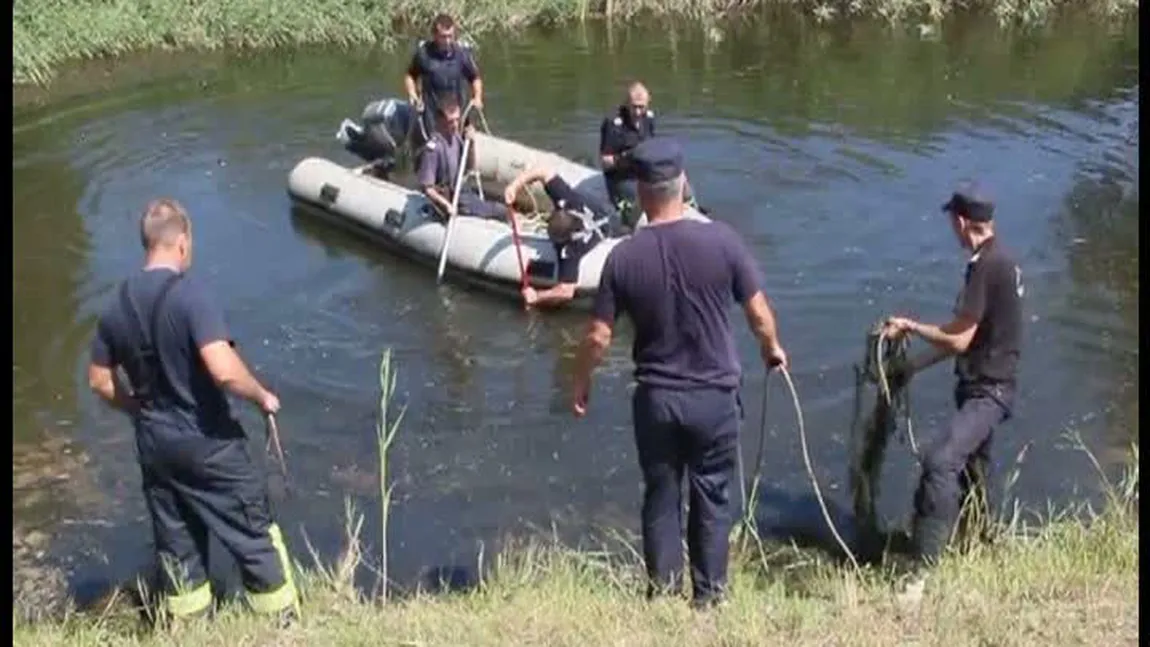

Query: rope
left=462, top=101, right=492, bottom=135
left=780, top=365, right=861, bottom=572
left=736, top=365, right=861, bottom=573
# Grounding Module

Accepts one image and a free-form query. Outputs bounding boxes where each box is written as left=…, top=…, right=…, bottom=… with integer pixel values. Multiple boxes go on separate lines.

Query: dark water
left=12, top=10, right=1139, bottom=597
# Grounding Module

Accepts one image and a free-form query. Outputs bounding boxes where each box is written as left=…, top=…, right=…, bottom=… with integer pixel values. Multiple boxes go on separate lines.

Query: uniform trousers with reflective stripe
left=631, top=384, right=741, bottom=605
left=137, top=427, right=297, bottom=617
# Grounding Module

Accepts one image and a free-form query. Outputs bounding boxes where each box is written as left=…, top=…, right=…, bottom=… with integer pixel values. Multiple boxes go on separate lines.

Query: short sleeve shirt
left=90, top=267, right=241, bottom=437
left=953, top=237, right=1024, bottom=388
left=592, top=219, right=762, bottom=390
left=542, top=176, right=613, bottom=283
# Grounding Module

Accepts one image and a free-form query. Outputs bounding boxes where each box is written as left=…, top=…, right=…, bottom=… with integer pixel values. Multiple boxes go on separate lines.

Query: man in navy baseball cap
left=570, top=135, right=789, bottom=608
left=941, top=181, right=995, bottom=223
left=884, top=178, right=1024, bottom=599
left=628, top=136, right=686, bottom=185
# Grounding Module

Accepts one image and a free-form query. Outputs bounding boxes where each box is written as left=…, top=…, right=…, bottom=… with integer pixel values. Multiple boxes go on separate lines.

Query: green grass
left=13, top=0, right=1140, bottom=87
left=11, top=350, right=1140, bottom=646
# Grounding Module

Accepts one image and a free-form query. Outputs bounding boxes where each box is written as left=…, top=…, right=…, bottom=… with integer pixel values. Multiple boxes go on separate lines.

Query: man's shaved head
left=140, top=198, right=191, bottom=251
left=626, top=81, right=650, bottom=106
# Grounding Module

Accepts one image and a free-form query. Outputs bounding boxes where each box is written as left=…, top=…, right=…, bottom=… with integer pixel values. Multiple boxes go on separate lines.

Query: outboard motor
left=336, top=98, right=418, bottom=174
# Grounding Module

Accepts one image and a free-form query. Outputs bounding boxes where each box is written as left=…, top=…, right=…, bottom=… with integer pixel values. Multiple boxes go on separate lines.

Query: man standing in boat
left=570, top=137, right=789, bottom=608
left=86, top=199, right=299, bottom=626
left=419, top=95, right=505, bottom=220
left=882, top=182, right=1024, bottom=595
left=403, top=13, right=484, bottom=146
left=599, top=82, right=701, bottom=228
left=502, top=166, right=617, bottom=308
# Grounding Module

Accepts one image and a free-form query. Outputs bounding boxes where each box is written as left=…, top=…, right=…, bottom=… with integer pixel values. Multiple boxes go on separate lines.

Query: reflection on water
left=11, top=8, right=1140, bottom=597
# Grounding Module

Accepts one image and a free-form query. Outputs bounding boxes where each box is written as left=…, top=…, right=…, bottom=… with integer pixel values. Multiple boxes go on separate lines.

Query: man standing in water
left=570, top=137, right=789, bottom=608
left=404, top=13, right=484, bottom=144
left=883, top=182, right=1024, bottom=592
left=87, top=199, right=299, bottom=625
left=599, top=82, right=700, bottom=228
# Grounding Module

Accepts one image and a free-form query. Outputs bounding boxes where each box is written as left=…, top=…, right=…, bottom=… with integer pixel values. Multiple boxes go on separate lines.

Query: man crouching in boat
left=503, top=167, right=615, bottom=309
left=418, top=95, right=505, bottom=221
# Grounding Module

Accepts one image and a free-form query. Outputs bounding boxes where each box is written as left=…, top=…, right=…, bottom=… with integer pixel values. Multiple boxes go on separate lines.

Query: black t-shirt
left=542, top=176, right=612, bottom=284
left=953, top=237, right=1024, bottom=390
left=599, top=106, right=656, bottom=186
left=407, top=41, right=480, bottom=112
left=90, top=267, right=242, bottom=439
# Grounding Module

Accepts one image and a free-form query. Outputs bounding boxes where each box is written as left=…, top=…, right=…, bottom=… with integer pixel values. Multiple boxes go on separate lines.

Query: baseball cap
left=941, top=181, right=995, bottom=222
left=629, top=137, right=685, bottom=184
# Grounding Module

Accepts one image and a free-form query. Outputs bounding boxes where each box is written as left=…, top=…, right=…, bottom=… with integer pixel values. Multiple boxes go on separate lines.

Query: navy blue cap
left=941, top=181, right=995, bottom=222
left=629, top=137, right=685, bottom=184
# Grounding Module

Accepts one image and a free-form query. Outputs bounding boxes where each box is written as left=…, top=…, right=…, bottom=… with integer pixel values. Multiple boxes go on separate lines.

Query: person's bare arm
left=743, top=292, right=788, bottom=369
left=504, top=166, right=556, bottom=204
left=470, top=78, right=484, bottom=108
left=404, top=74, right=419, bottom=103
left=199, top=341, right=275, bottom=409
left=404, top=51, right=422, bottom=107
left=887, top=314, right=979, bottom=357
left=527, top=283, right=577, bottom=308
left=599, top=119, right=616, bottom=170
left=418, top=148, right=457, bottom=215
left=424, top=186, right=455, bottom=216
left=87, top=364, right=139, bottom=415
left=571, top=317, right=612, bottom=416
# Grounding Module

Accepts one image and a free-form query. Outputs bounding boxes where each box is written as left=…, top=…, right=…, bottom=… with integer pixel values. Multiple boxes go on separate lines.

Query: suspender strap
left=119, top=272, right=184, bottom=404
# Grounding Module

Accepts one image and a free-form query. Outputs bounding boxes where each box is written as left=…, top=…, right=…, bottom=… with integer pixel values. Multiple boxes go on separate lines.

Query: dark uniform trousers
left=137, top=426, right=298, bottom=618
left=631, top=384, right=740, bottom=603
left=912, top=383, right=1012, bottom=563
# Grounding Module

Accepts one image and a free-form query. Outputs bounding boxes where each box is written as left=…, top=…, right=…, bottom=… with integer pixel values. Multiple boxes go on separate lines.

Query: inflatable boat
left=286, top=99, right=710, bottom=304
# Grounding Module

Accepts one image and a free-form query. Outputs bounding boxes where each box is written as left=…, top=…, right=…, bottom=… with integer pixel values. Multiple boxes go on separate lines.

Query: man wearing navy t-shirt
left=570, top=137, right=789, bottom=608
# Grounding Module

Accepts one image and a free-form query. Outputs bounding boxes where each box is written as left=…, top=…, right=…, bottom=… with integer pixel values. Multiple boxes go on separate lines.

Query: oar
left=436, top=135, right=473, bottom=284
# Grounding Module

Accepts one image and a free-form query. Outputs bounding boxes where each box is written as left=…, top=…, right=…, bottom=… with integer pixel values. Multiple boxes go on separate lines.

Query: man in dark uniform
left=883, top=181, right=1024, bottom=585
left=502, top=165, right=617, bottom=308
left=599, top=82, right=699, bottom=228
left=87, top=199, right=299, bottom=624
left=418, top=96, right=505, bottom=220
left=570, top=137, right=789, bottom=608
left=403, top=13, right=484, bottom=146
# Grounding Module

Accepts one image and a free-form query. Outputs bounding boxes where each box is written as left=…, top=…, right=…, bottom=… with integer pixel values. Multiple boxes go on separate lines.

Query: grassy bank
left=11, top=351, right=1141, bottom=646
left=11, top=481, right=1140, bottom=646
left=13, top=0, right=1139, bottom=87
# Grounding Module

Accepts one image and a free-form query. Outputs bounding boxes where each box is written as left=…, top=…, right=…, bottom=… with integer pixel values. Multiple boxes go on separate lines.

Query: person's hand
left=521, top=286, right=538, bottom=308
left=883, top=316, right=917, bottom=339
left=504, top=184, right=520, bottom=206
left=471, top=96, right=484, bottom=111
left=762, top=342, right=788, bottom=372
left=572, top=379, right=590, bottom=417
left=464, top=123, right=476, bottom=140
left=259, top=390, right=281, bottom=416
left=409, top=94, right=423, bottom=112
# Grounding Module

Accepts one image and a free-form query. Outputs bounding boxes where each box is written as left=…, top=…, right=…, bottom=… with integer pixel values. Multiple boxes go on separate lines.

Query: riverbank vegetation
left=11, top=352, right=1140, bottom=646
left=13, top=0, right=1139, bottom=87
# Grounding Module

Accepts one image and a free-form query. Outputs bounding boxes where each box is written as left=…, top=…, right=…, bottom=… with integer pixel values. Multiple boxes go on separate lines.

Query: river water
left=12, top=10, right=1139, bottom=601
